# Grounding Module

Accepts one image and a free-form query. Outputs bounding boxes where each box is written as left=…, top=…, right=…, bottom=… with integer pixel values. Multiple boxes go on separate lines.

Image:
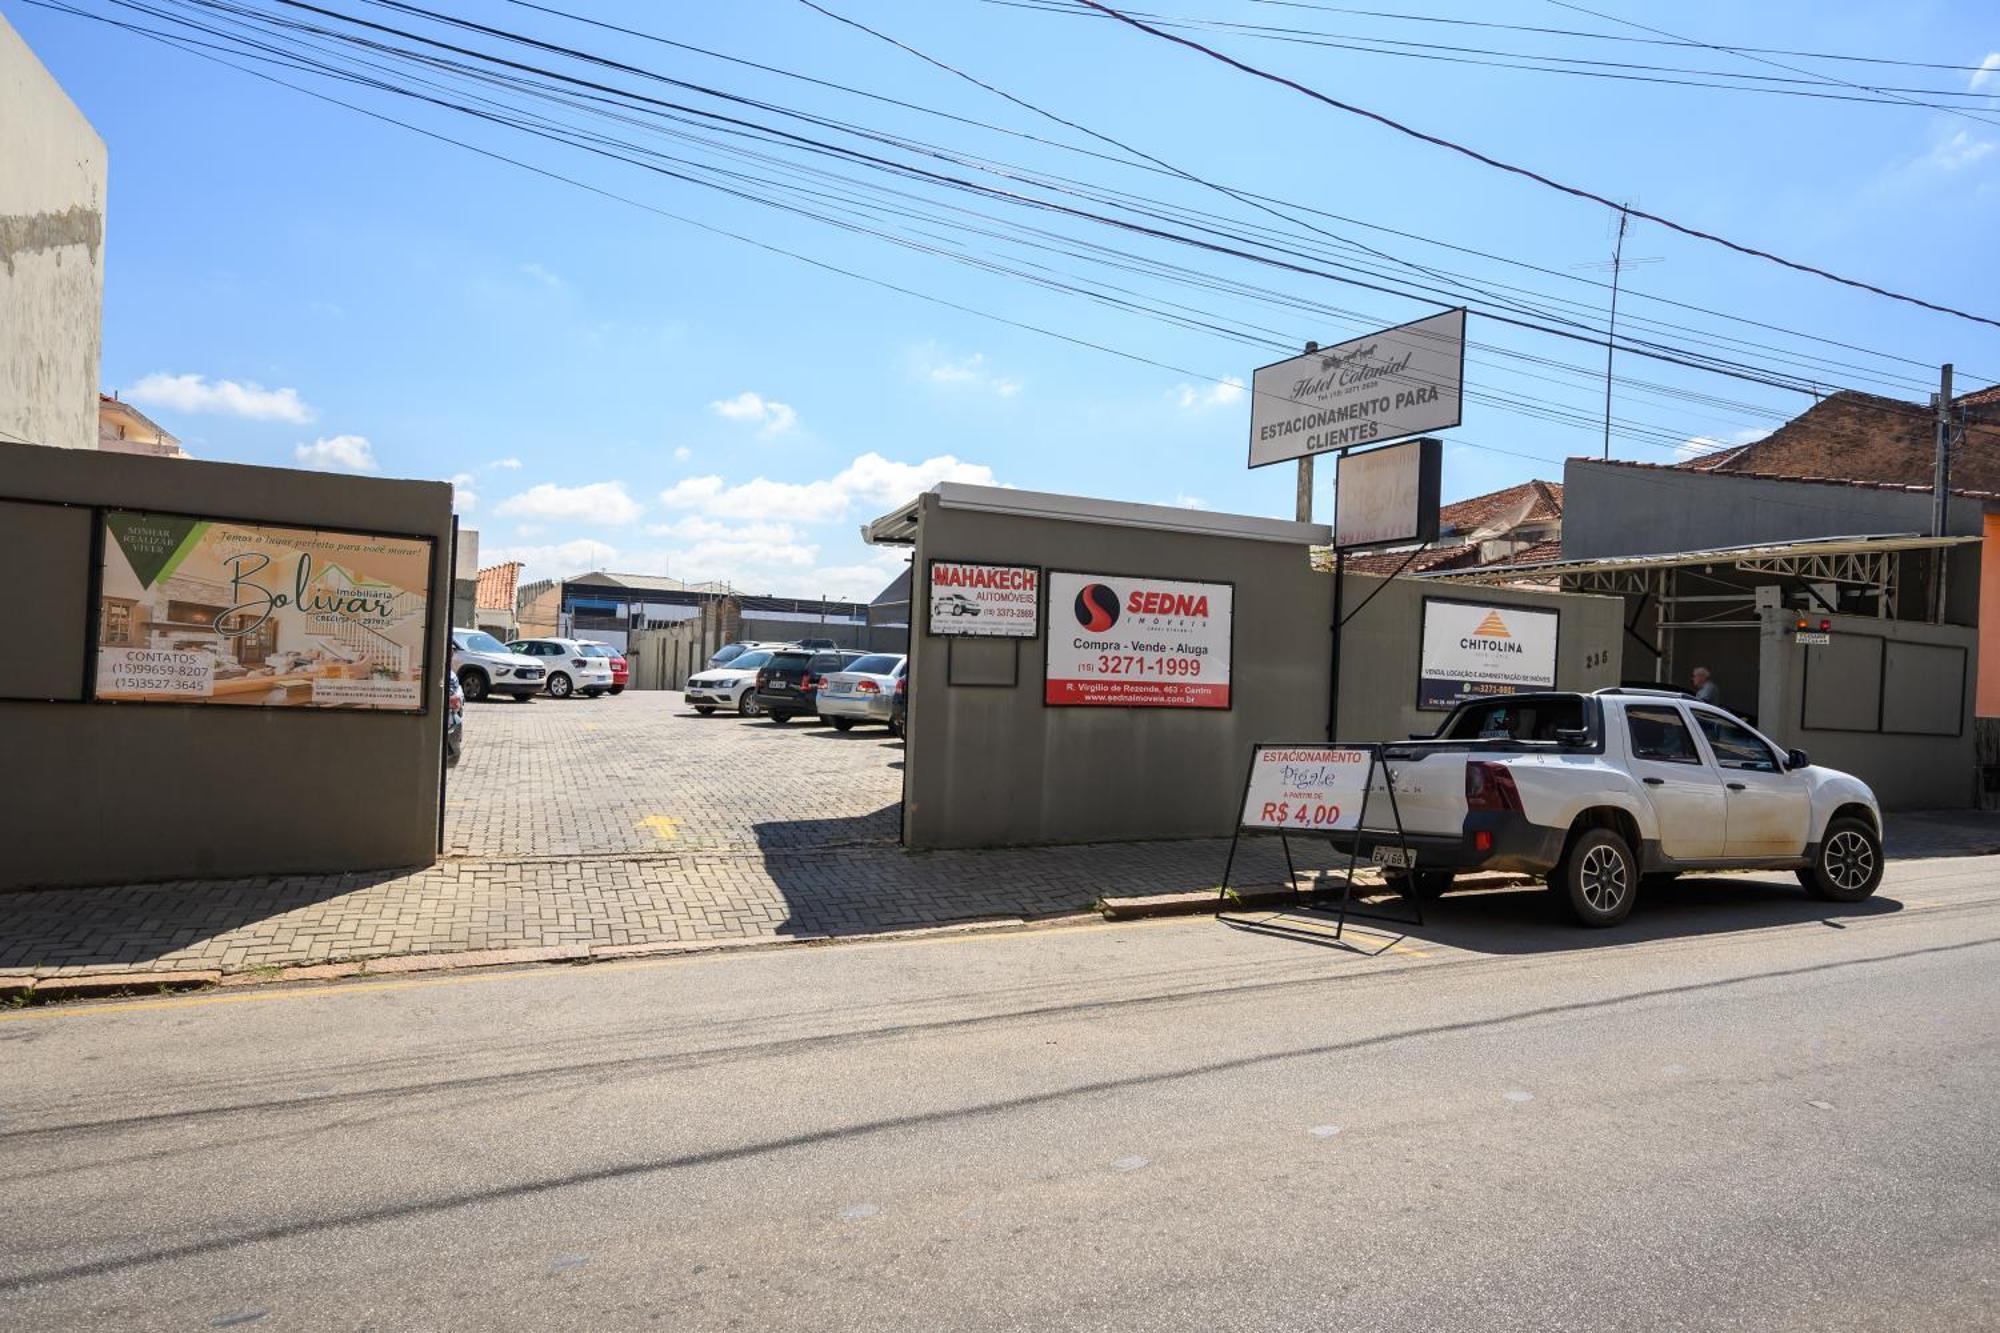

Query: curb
left=1098, top=871, right=1538, bottom=922
left=0, top=912, right=1108, bottom=1007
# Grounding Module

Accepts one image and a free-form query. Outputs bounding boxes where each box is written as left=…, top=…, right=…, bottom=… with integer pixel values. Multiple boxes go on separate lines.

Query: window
left=731, top=651, right=774, bottom=671
left=102, top=599, right=135, bottom=646
left=1443, top=696, right=1586, bottom=743
left=849, top=655, right=903, bottom=675
left=462, top=631, right=509, bottom=654
left=1625, top=705, right=1701, bottom=764
left=1695, top=712, right=1778, bottom=772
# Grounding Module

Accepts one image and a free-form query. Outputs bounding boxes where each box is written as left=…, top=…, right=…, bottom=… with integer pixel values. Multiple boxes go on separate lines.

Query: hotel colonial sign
left=1247, top=308, right=1466, bottom=468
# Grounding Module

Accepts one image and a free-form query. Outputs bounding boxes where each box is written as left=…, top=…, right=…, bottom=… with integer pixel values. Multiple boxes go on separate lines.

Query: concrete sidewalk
left=1, top=811, right=1990, bottom=989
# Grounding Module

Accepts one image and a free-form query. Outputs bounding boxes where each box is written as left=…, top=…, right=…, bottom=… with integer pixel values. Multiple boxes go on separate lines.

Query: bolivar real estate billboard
left=1248, top=308, right=1465, bottom=467
left=1046, top=571, right=1232, bottom=708
left=1417, top=597, right=1558, bottom=710
left=95, top=510, right=433, bottom=710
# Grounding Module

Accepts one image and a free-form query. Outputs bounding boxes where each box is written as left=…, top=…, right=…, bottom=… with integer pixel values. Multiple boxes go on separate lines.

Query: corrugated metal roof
left=1424, top=532, right=1985, bottom=585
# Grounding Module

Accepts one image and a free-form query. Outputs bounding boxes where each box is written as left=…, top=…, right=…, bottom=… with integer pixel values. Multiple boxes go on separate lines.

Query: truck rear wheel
left=1556, top=828, right=1637, bottom=927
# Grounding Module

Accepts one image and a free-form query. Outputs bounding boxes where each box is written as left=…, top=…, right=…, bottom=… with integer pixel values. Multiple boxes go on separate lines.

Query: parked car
left=450, top=628, right=546, bottom=703
left=444, top=667, right=464, bottom=767
left=793, top=638, right=838, bottom=651
left=579, top=642, right=627, bottom=694
left=934, top=593, right=981, bottom=618
left=814, top=654, right=907, bottom=731
left=685, top=648, right=778, bottom=716
left=889, top=677, right=906, bottom=738
left=708, top=640, right=790, bottom=669
left=750, top=648, right=866, bottom=723
left=1325, top=688, right=1884, bottom=927
left=506, top=637, right=616, bottom=699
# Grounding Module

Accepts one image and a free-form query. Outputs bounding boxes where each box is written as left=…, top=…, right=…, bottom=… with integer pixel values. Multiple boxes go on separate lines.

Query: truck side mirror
left=1786, top=748, right=1810, bottom=770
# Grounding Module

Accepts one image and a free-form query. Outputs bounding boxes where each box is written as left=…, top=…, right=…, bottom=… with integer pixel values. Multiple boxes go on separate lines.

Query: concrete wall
left=1563, top=460, right=1985, bottom=624
left=1, top=16, right=106, bottom=453
left=1333, top=572, right=1625, bottom=744
left=1756, top=607, right=1978, bottom=810
left=902, top=493, right=1623, bottom=849
left=0, top=441, right=454, bottom=889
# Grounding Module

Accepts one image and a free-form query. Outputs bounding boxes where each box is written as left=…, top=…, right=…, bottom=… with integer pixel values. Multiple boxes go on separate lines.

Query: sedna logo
left=1074, top=582, right=1121, bottom=632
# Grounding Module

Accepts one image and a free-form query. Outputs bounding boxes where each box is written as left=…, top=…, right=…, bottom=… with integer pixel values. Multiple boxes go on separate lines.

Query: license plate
left=826, top=682, right=848, bottom=694
left=1370, top=845, right=1415, bottom=870
left=770, top=682, right=790, bottom=691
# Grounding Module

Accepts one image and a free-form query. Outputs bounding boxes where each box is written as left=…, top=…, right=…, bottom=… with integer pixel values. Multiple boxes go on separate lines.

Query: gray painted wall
left=1756, top=607, right=1977, bottom=809
left=0, top=441, right=454, bottom=889
left=903, top=494, right=1623, bottom=849
left=1563, top=460, right=1984, bottom=623
left=1, top=16, right=106, bottom=453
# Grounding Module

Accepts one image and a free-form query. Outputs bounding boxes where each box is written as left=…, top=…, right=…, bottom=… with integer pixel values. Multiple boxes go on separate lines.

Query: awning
left=1423, top=532, right=1985, bottom=585
left=864, top=482, right=1331, bottom=548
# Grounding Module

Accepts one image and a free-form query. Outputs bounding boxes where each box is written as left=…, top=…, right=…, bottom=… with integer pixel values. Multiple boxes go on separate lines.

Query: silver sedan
left=813, top=653, right=906, bottom=731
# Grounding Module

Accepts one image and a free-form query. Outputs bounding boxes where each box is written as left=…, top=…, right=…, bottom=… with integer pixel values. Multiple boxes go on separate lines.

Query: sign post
left=1218, top=742, right=1423, bottom=939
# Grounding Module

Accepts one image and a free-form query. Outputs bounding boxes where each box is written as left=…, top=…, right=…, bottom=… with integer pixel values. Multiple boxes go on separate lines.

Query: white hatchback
left=685, top=648, right=779, bottom=716
left=506, top=637, right=616, bottom=699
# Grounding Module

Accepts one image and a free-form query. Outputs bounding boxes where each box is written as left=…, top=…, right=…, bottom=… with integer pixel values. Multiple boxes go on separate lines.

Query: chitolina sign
left=1045, top=571, right=1232, bottom=708
left=95, top=510, right=433, bottom=711
left=1417, top=597, right=1559, bottom=710
left=1248, top=308, right=1466, bottom=468
left=928, top=560, right=1039, bottom=637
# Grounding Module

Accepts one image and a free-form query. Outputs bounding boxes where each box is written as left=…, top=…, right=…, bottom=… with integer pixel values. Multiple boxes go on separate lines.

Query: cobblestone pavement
left=0, top=694, right=1340, bottom=979
left=4, top=691, right=1991, bottom=981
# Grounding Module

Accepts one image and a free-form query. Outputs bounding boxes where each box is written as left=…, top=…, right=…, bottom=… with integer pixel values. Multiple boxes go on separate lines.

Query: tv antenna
left=1573, top=204, right=1662, bottom=460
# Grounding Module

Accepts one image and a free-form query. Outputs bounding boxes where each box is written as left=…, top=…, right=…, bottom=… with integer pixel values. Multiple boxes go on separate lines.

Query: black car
left=444, top=667, right=464, bottom=767
left=752, top=649, right=866, bottom=723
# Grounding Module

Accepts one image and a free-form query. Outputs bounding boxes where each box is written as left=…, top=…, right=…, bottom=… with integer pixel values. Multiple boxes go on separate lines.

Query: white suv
left=507, top=637, right=616, bottom=700
left=450, top=628, right=546, bottom=703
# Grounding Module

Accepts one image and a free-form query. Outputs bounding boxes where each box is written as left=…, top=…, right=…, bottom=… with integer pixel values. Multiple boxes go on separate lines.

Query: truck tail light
left=1466, top=761, right=1523, bottom=813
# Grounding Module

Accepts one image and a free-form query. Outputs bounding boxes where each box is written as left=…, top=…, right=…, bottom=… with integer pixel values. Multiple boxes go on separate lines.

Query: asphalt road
left=3, top=857, right=1997, bottom=1332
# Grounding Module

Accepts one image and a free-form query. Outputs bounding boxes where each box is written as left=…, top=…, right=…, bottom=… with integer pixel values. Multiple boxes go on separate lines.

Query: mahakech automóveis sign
left=1045, top=571, right=1232, bottom=708
left=1417, top=597, right=1558, bottom=710
left=927, top=560, right=1040, bottom=637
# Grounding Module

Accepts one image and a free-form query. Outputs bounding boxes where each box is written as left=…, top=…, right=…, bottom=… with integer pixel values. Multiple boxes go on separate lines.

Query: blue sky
left=12, top=0, right=2000, bottom=598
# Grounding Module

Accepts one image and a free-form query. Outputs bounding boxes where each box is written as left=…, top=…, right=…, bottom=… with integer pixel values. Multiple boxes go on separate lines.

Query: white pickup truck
left=1331, top=688, right=1885, bottom=927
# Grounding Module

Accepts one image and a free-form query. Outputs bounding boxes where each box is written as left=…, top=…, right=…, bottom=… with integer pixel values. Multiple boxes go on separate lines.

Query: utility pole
left=1601, top=209, right=1627, bottom=461
left=1932, top=363, right=1954, bottom=623
left=1296, top=341, right=1318, bottom=523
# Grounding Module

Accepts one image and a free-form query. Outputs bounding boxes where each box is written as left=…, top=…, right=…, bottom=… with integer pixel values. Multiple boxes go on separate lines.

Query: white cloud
left=1970, top=52, right=2000, bottom=92
left=1173, top=493, right=1206, bottom=509
left=673, top=445, right=693, bottom=462
left=482, top=538, right=618, bottom=583
left=129, top=373, right=314, bottom=423
left=917, top=347, right=1022, bottom=398
left=710, top=390, right=797, bottom=435
left=520, top=262, right=564, bottom=289
left=495, top=481, right=642, bottom=526
left=294, top=434, right=378, bottom=472
left=658, top=451, right=999, bottom=523
left=1172, top=376, right=1245, bottom=410
left=1917, top=129, right=1996, bottom=172
left=448, top=472, right=478, bottom=513
left=489, top=457, right=523, bottom=470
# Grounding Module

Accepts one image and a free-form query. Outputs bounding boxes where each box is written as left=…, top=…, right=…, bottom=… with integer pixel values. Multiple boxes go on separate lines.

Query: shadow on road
left=1230, top=873, right=1904, bottom=958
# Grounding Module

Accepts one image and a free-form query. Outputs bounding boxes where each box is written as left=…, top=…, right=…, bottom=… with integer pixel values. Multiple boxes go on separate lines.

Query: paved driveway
left=445, top=691, right=904, bottom=857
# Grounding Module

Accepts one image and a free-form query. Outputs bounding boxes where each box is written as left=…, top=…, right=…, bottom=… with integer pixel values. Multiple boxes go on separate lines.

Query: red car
left=580, top=642, right=629, bottom=695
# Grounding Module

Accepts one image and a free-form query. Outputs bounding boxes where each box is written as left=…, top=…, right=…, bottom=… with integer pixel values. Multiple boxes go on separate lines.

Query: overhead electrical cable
left=1068, top=0, right=2000, bottom=331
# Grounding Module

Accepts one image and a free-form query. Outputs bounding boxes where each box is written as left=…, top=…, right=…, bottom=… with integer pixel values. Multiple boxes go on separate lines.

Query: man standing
left=1691, top=666, right=1718, bottom=703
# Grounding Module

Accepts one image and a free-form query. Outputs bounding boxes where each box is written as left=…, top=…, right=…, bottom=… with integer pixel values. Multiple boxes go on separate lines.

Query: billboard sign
left=928, top=560, right=1040, bottom=637
left=95, top=511, right=434, bottom=710
left=1417, top=597, right=1559, bottom=710
left=1240, top=745, right=1373, bottom=832
left=1334, top=437, right=1443, bottom=550
left=1248, top=308, right=1466, bottom=468
left=1045, top=571, right=1232, bottom=708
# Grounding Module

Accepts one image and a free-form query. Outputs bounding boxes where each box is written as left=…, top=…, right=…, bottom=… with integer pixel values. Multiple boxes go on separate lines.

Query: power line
left=1070, top=0, right=2000, bottom=332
